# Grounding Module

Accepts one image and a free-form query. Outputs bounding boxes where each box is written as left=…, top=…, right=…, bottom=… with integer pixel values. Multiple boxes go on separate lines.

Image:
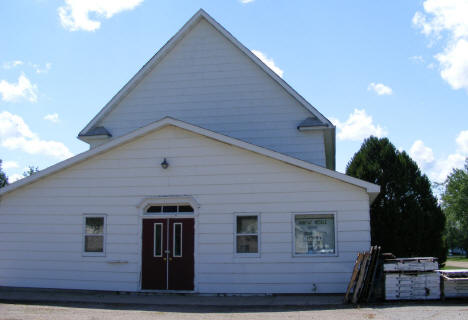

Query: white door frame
left=136, top=195, right=200, bottom=293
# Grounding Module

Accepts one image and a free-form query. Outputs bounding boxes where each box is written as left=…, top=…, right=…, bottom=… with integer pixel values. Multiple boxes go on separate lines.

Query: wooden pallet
left=439, top=270, right=468, bottom=298
left=344, top=246, right=381, bottom=304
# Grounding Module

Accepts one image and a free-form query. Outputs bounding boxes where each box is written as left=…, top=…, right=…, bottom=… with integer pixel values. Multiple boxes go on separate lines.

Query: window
left=83, top=215, right=106, bottom=255
left=235, top=215, right=259, bottom=255
left=154, top=223, right=163, bottom=257
left=173, top=223, right=182, bottom=257
left=294, top=214, right=336, bottom=256
left=146, top=205, right=194, bottom=214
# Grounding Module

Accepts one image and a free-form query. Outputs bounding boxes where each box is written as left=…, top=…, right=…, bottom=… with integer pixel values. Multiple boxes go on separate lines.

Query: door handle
left=169, top=257, right=173, bottom=261
left=163, top=258, right=167, bottom=261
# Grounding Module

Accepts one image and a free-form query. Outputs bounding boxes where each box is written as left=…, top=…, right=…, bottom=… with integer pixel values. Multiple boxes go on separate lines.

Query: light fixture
left=161, top=158, right=169, bottom=169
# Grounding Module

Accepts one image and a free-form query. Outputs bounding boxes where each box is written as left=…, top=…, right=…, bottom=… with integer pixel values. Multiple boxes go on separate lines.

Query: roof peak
left=78, top=9, right=333, bottom=139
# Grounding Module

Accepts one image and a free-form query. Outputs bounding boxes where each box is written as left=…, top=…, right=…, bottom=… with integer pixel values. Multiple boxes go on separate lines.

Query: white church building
left=0, top=10, right=379, bottom=294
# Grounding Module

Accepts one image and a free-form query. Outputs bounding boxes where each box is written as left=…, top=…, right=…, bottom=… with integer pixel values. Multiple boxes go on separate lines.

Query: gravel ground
left=1, top=301, right=468, bottom=320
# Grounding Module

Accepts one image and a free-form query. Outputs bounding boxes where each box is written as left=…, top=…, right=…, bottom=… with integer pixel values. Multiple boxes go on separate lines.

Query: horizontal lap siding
left=97, top=19, right=326, bottom=166
left=0, top=126, right=369, bottom=293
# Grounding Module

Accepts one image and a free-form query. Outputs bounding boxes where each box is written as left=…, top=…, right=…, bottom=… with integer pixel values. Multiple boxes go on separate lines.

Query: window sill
left=292, top=253, right=338, bottom=258
left=234, top=253, right=261, bottom=258
left=82, top=252, right=106, bottom=257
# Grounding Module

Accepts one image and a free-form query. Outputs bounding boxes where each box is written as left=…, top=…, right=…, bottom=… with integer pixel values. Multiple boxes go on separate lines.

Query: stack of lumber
left=344, top=246, right=381, bottom=304
left=438, top=269, right=468, bottom=298
left=384, top=257, right=440, bottom=300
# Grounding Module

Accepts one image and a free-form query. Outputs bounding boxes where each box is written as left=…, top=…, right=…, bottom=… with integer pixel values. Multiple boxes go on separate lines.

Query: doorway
left=141, top=218, right=194, bottom=290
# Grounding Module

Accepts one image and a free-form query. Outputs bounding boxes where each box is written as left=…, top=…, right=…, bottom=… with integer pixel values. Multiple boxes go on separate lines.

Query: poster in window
left=295, top=215, right=335, bottom=254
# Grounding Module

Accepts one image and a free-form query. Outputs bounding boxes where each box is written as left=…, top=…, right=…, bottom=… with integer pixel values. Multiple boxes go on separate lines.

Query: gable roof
left=78, top=9, right=334, bottom=138
left=1, top=117, right=379, bottom=201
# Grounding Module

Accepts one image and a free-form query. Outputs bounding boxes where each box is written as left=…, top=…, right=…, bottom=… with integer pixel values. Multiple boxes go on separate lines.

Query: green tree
left=23, top=165, right=39, bottom=177
left=0, top=160, right=8, bottom=188
left=346, top=137, right=446, bottom=263
left=441, top=160, right=468, bottom=257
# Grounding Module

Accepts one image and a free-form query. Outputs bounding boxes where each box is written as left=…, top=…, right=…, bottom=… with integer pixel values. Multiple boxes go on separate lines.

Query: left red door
left=141, top=219, right=167, bottom=290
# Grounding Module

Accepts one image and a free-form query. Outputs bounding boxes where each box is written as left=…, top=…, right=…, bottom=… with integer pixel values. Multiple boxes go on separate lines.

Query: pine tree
left=0, top=160, right=8, bottom=188
left=346, top=137, right=446, bottom=263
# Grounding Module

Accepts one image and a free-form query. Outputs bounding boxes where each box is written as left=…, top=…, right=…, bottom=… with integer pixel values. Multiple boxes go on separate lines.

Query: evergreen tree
left=441, top=160, right=468, bottom=256
left=0, top=160, right=8, bottom=188
left=346, top=137, right=446, bottom=263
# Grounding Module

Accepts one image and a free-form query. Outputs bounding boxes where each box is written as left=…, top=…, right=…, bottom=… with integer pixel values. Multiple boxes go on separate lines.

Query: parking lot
left=1, top=301, right=468, bottom=320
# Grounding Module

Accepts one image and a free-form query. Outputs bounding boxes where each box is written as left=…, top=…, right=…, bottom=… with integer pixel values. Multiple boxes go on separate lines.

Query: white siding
left=0, top=126, right=369, bottom=293
left=97, top=19, right=326, bottom=166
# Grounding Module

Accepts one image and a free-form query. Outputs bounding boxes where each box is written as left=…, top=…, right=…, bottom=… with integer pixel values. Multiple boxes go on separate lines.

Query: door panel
left=168, top=219, right=194, bottom=290
left=141, top=218, right=194, bottom=291
left=141, top=219, right=167, bottom=290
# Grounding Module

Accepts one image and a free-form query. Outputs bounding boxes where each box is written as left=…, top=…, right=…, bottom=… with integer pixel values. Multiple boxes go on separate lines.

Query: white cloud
left=0, top=73, right=38, bottom=103
left=2, top=161, right=19, bottom=170
left=436, top=39, right=468, bottom=90
left=410, top=140, right=435, bottom=168
left=252, top=50, right=284, bottom=77
left=409, top=55, right=425, bottom=64
left=413, top=0, right=468, bottom=92
left=8, top=173, right=24, bottom=183
left=431, top=153, right=466, bottom=182
left=32, top=62, right=52, bottom=74
left=409, top=130, right=468, bottom=182
left=0, top=111, right=73, bottom=160
left=44, top=113, right=60, bottom=123
left=240, top=0, right=255, bottom=3
left=58, top=0, right=144, bottom=31
left=2, top=60, right=24, bottom=69
left=367, top=82, right=393, bottom=95
left=330, top=109, right=387, bottom=141
left=456, top=130, right=468, bottom=154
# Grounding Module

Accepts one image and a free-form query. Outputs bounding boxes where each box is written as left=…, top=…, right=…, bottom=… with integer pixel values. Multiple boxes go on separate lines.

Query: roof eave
left=2, top=117, right=379, bottom=200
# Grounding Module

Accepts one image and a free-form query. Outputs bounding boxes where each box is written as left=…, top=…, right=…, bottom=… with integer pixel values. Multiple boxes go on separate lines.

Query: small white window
left=294, top=213, right=336, bottom=256
left=83, top=215, right=106, bottom=256
left=235, top=215, right=259, bottom=255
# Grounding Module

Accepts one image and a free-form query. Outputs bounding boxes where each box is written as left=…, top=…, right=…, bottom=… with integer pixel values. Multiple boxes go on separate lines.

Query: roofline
left=78, top=8, right=333, bottom=139
left=2, top=117, right=379, bottom=200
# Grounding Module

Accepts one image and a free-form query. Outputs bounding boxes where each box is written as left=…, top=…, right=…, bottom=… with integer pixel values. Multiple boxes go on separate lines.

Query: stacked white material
left=384, top=257, right=440, bottom=300
left=439, top=270, right=468, bottom=298
left=384, top=259, right=438, bottom=272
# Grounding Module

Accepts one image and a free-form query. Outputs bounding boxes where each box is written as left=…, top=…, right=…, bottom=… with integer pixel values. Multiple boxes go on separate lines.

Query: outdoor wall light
left=161, top=158, right=169, bottom=169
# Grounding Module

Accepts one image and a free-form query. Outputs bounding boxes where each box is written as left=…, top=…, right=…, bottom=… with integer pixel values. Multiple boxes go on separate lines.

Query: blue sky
left=1, top=0, right=467, bottom=183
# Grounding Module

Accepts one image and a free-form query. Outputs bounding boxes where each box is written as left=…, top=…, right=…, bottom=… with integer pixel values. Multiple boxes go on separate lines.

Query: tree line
left=0, top=161, right=39, bottom=187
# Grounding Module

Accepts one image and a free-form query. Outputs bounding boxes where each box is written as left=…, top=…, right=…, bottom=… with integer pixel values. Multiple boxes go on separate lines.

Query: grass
left=441, top=265, right=468, bottom=270
left=447, top=256, right=468, bottom=262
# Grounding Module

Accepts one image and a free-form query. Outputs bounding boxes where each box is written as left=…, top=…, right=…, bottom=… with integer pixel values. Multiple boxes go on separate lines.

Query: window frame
left=292, top=212, right=338, bottom=257
left=234, top=213, right=261, bottom=257
left=82, top=214, right=107, bottom=257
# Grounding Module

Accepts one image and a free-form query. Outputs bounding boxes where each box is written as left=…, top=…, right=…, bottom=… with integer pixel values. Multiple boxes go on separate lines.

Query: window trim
left=234, top=213, right=261, bottom=257
left=173, top=222, right=183, bottom=257
left=153, top=223, right=163, bottom=257
left=82, top=214, right=107, bottom=257
left=292, top=212, right=338, bottom=257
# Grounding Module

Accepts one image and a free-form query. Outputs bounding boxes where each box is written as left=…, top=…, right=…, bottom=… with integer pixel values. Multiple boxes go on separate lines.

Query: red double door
left=141, top=218, right=194, bottom=290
